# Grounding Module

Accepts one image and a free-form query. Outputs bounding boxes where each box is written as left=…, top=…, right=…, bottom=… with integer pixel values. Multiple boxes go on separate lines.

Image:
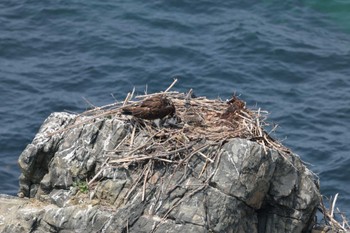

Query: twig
left=152, top=157, right=175, bottom=163
left=330, top=193, right=339, bottom=218
left=82, top=97, right=97, bottom=109
left=79, top=101, right=120, bottom=116
left=135, top=91, right=179, bottom=99
left=142, top=162, right=152, bottom=201
left=88, top=157, right=110, bottom=186
left=153, top=148, right=224, bottom=233
left=117, top=131, right=160, bottom=155
left=164, top=78, right=178, bottom=93
left=109, top=144, right=195, bottom=164
left=129, top=125, right=137, bottom=149
left=122, top=88, right=135, bottom=107
left=126, top=219, right=129, bottom=233
left=199, top=160, right=209, bottom=178
left=268, top=123, right=279, bottom=135
left=124, top=165, right=148, bottom=203
left=109, top=155, right=155, bottom=164
left=112, top=134, right=130, bottom=151
left=319, top=194, right=348, bottom=232
left=198, top=151, right=214, bottom=163
left=144, top=84, right=148, bottom=95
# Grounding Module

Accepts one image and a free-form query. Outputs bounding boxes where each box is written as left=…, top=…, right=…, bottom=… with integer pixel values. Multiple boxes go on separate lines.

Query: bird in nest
left=121, top=95, right=176, bottom=121
left=220, top=95, right=246, bottom=127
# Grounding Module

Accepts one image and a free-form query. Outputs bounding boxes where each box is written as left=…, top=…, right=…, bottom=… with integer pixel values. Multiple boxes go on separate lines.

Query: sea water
left=1, top=0, right=349, bottom=216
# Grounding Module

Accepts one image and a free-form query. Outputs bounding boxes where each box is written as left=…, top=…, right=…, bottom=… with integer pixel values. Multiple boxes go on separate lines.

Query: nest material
left=54, top=87, right=290, bottom=200
left=69, top=89, right=292, bottom=186
left=80, top=91, right=291, bottom=168
left=173, top=93, right=273, bottom=142
left=53, top=87, right=292, bottom=175
left=49, top=81, right=349, bottom=232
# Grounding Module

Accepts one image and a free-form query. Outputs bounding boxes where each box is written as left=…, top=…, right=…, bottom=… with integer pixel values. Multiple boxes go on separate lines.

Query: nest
left=75, top=91, right=291, bottom=173
left=98, top=91, right=286, bottom=148
left=108, top=91, right=290, bottom=158
left=54, top=81, right=291, bottom=173
left=48, top=80, right=288, bottom=204
left=50, top=80, right=349, bottom=232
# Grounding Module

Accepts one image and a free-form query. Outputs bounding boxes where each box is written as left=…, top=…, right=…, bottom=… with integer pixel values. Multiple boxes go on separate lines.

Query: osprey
left=121, top=95, right=176, bottom=120
left=221, top=95, right=245, bottom=120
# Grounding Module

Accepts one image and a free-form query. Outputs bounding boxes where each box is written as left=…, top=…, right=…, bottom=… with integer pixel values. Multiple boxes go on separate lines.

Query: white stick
left=164, top=78, right=178, bottom=93
left=330, top=193, right=339, bottom=217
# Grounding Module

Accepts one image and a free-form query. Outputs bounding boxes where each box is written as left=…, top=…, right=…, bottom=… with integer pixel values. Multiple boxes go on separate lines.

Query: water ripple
left=0, top=0, right=350, bottom=214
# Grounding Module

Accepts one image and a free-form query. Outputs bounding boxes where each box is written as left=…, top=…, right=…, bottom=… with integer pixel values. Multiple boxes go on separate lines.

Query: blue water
left=1, top=0, right=350, bottom=216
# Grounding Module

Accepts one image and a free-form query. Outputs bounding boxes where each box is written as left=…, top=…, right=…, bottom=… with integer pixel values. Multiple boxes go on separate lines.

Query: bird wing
left=140, top=97, right=161, bottom=108
left=121, top=106, right=133, bottom=115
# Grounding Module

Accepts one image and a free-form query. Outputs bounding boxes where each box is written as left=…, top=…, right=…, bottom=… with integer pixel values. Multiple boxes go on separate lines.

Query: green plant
left=73, top=181, right=89, bottom=194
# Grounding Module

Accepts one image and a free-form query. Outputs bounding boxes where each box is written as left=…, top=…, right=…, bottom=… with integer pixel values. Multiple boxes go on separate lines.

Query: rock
left=1, top=97, right=321, bottom=232
left=18, top=112, right=128, bottom=199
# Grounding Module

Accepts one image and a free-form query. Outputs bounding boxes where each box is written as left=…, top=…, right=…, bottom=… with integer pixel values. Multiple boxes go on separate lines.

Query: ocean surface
left=1, top=0, right=349, bottom=217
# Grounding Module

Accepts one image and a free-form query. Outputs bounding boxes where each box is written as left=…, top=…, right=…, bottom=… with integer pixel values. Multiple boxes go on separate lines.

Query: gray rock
left=0, top=112, right=320, bottom=233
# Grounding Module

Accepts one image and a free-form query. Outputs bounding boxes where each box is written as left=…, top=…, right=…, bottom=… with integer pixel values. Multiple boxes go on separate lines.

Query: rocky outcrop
left=0, top=107, right=321, bottom=233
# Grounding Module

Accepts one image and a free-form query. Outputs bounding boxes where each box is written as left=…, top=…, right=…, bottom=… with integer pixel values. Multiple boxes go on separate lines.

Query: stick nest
left=55, top=88, right=293, bottom=173
left=75, top=90, right=292, bottom=170
left=51, top=83, right=349, bottom=232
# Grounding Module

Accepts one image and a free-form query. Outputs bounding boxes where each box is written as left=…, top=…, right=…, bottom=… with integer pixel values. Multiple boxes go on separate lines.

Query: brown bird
left=121, top=95, right=176, bottom=120
left=220, top=95, right=245, bottom=122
